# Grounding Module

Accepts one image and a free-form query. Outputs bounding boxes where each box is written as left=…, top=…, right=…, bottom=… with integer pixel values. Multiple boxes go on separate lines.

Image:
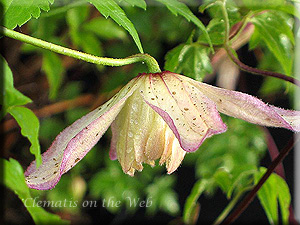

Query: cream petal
left=112, top=76, right=167, bottom=173
left=185, top=76, right=300, bottom=132
left=159, top=126, right=186, bottom=174
left=25, top=77, right=142, bottom=190
left=143, top=72, right=226, bottom=152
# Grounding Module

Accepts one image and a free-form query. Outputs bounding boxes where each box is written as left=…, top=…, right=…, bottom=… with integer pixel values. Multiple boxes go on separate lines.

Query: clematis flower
left=25, top=71, right=300, bottom=190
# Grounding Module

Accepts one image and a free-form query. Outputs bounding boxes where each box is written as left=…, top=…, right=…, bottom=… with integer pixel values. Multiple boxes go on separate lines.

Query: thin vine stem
left=220, top=137, right=299, bottom=225
left=213, top=186, right=253, bottom=225
left=225, top=46, right=300, bottom=87
left=218, top=1, right=300, bottom=87
left=220, top=0, right=230, bottom=45
left=0, top=26, right=161, bottom=73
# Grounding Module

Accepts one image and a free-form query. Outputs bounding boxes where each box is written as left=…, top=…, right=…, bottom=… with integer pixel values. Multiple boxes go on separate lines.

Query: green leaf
left=1, top=55, right=31, bottom=119
left=118, top=0, right=147, bottom=10
left=7, top=106, right=41, bottom=166
left=77, top=32, right=103, bottom=57
left=183, top=179, right=209, bottom=224
left=254, top=167, right=291, bottom=224
left=1, top=158, right=69, bottom=225
left=164, top=43, right=212, bottom=80
left=198, top=17, right=225, bottom=45
left=199, top=0, right=218, bottom=13
left=146, top=175, right=179, bottom=216
left=155, top=0, right=213, bottom=52
left=87, top=0, right=144, bottom=53
left=82, top=17, right=127, bottom=40
left=66, top=5, right=89, bottom=31
left=251, top=12, right=294, bottom=75
left=42, top=51, right=64, bottom=100
left=214, top=169, right=232, bottom=194
left=241, top=0, right=300, bottom=19
left=0, top=0, right=54, bottom=29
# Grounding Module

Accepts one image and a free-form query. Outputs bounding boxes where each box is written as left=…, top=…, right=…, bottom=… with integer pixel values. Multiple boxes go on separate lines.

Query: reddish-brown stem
left=263, top=128, right=298, bottom=224
left=220, top=137, right=298, bottom=225
left=225, top=47, right=300, bottom=87
left=1, top=94, right=95, bottom=134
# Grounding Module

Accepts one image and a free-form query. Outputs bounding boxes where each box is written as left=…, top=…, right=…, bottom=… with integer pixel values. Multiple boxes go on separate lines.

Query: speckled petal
left=185, top=76, right=300, bottom=132
left=25, top=77, right=142, bottom=190
left=143, top=72, right=226, bottom=152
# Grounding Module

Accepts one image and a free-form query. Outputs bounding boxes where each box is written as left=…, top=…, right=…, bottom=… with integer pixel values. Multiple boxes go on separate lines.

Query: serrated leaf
left=254, top=167, right=291, bottom=225
left=118, top=0, right=146, bottom=10
left=1, top=55, right=31, bottom=119
left=251, top=12, right=294, bottom=75
left=155, top=0, right=213, bottom=52
left=165, top=43, right=212, bottom=80
left=1, top=158, right=69, bottom=225
left=87, top=0, right=144, bottom=53
left=199, top=0, right=218, bottom=13
left=82, top=17, right=127, bottom=40
left=42, top=51, right=64, bottom=100
left=0, top=0, right=54, bottom=29
left=7, top=106, right=41, bottom=166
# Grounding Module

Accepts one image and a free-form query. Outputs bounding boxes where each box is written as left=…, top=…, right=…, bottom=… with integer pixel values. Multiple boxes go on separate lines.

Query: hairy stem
left=0, top=26, right=161, bottom=73
left=220, top=137, right=298, bottom=225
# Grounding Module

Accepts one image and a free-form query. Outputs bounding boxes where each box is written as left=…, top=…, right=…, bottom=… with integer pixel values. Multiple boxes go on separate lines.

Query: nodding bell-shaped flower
left=25, top=72, right=300, bottom=190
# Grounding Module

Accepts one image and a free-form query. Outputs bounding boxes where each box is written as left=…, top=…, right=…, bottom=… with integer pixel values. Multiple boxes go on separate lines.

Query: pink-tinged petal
left=109, top=122, right=118, bottom=161
left=25, top=77, right=142, bottom=190
left=182, top=75, right=300, bottom=132
left=270, top=106, right=300, bottom=131
left=142, top=72, right=226, bottom=152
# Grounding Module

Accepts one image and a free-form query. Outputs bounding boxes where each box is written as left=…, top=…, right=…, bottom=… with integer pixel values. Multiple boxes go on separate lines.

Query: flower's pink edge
left=144, top=100, right=209, bottom=152
left=109, top=122, right=118, bottom=160
left=177, top=73, right=297, bottom=132
left=25, top=108, right=121, bottom=190
left=270, top=106, right=300, bottom=131
left=25, top=77, right=141, bottom=190
left=145, top=72, right=226, bottom=152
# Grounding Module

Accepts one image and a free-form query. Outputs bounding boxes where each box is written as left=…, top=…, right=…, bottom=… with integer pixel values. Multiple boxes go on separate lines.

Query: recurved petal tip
left=190, top=79, right=300, bottom=132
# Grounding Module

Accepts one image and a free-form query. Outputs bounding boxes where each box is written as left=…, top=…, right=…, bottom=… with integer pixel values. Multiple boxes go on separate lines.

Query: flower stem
left=220, top=0, right=230, bottom=45
left=220, top=137, right=299, bottom=225
left=213, top=187, right=252, bottom=225
left=225, top=46, right=300, bottom=87
left=0, top=26, right=161, bottom=73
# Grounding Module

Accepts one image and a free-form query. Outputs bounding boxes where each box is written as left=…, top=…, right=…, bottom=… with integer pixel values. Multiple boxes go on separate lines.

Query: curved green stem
left=220, top=0, right=230, bottom=45
left=0, top=26, right=161, bottom=73
left=213, top=186, right=252, bottom=225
